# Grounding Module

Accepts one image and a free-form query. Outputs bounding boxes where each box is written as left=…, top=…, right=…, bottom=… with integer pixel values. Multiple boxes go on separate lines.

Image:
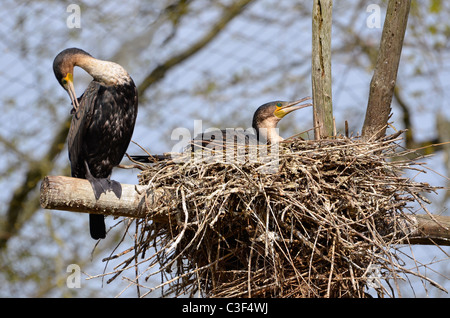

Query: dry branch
left=137, top=0, right=255, bottom=96
left=41, top=176, right=149, bottom=218
left=405, top=214, right=450, bottom=246
left=0, top=118, right=70, bottom=248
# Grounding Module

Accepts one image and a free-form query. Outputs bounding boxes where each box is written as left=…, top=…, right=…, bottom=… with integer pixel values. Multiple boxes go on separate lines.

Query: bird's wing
left=191, top=129, right=226, bottom=149
left=67, top=81, right=100, bottom=177
left=190, top=129, right=260, bottom=154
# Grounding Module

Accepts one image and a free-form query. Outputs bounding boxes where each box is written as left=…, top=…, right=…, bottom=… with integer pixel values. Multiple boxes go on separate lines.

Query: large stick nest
left=106, top=133, right=444, bottom=297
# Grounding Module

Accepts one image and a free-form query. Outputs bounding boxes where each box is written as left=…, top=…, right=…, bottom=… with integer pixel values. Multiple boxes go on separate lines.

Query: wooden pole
left=40, top=175, right=450, bottom=246
left=362, top=0, right=411, bottom=140
left=312, top=0, right=334, bottom=139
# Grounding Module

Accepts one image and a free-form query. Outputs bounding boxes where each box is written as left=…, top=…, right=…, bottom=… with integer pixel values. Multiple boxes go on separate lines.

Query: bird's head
left=53, top=48, right=92, bottom=111
left=253, top=97, right=312, bottom=130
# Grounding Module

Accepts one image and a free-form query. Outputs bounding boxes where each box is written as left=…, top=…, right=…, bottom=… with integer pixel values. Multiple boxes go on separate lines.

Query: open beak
left=274, top=96, right=312, bottom=118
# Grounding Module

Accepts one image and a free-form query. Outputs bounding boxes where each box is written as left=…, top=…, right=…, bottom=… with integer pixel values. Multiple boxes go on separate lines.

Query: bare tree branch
left=137, top=0, right=255, bottom=97
left=0, top=119, right=69, bottom=248
left=362, top=0, right=411, bottom=140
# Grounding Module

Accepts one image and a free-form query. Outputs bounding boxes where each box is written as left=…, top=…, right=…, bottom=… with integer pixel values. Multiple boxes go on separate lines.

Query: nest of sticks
left=108, top=132, right=443, bottom=298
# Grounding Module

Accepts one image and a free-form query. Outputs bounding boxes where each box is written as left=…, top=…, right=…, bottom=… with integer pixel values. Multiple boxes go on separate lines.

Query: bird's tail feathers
left=89, top=214, right=106, bottom=240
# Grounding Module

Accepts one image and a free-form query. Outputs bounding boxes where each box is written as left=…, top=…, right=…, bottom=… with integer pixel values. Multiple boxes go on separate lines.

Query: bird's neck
left=254, top=117, right=283, bottom=144
left=257, top=127, right=284, bottom=144
left=75, top=56, right=131, bottom=86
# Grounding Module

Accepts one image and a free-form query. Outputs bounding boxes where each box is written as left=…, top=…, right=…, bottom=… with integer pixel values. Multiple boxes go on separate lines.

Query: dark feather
left=68, top=79, right=138, bottom=239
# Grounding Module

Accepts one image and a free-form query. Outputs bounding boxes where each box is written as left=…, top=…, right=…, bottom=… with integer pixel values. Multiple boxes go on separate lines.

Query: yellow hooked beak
left=63, top=73, right=80, bottom=111
left=274, top=96, right=312, bottom=118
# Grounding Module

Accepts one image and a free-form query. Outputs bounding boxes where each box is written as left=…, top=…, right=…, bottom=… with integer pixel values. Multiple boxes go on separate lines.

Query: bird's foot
left=87, top=176, right=122, bottom=200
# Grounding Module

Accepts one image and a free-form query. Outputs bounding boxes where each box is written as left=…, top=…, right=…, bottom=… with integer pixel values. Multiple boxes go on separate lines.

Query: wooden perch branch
left=40, top=176, right=163, bottom=219
left=404, top=214, right=450, bottom=246
left=40, top=176, right=450, bottom=246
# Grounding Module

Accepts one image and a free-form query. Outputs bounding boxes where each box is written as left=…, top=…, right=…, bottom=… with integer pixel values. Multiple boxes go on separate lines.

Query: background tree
left=0, top=0, right=448, bottom=297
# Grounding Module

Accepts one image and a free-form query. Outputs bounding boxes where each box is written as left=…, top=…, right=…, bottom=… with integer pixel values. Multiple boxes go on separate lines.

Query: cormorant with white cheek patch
left=53, top=48, right=138, bottom=239
left=130, top=97, right=311, bottom=163
left=190, top=97, right=312, bottom=149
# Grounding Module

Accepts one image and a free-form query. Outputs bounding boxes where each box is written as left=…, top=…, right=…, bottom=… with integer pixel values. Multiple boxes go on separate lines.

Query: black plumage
left=53, top=48, right=138, bottom=239
left=131, top=98, right=311, bottom=163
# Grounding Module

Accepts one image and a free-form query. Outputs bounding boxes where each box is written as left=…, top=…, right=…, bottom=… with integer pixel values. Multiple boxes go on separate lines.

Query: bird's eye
left=276, top=102, right=282, bottom=107
left=62, top=79, right=68, bottom=85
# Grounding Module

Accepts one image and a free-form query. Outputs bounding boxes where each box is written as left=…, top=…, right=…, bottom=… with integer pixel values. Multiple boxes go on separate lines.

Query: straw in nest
left=104, top=133, right=445, bottom=298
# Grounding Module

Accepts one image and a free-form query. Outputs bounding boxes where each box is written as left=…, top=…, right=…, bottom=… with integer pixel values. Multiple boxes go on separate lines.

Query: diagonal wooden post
left=362, top=0, right=411, bottom=140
